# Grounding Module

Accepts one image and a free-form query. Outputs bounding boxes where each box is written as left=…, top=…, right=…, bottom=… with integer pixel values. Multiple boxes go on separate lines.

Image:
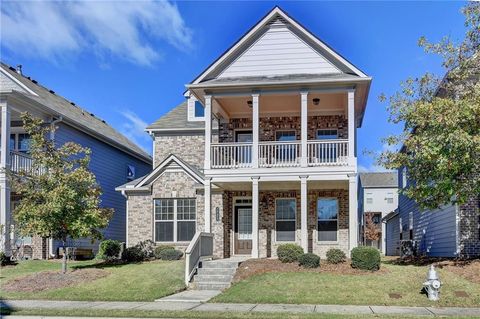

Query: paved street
left=2, top=299, right=480, bottom=317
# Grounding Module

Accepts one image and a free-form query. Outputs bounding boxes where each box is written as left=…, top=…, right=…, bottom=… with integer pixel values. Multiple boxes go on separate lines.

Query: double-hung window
left=317, top=198, right=338, bottom=242
left=154, top=198, right=196, bottom=242
left=275, top=130, right=297, bottom=163
left=275, top=198, right=296, bottom=241
left=386, top=192, right=394, bottom=204
left=316, top=129, right=338, bottom=162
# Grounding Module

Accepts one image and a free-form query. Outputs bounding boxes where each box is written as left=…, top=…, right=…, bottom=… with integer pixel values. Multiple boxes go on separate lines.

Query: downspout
left=48, top=116, right=63, bottom=258
left=120, top=190, right=129, bottom=247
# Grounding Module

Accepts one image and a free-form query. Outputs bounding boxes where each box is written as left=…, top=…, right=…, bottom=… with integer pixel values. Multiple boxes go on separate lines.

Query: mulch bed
left=233, top=258, right=388, bottom=282
left=3, top=268, right=109, bottom=292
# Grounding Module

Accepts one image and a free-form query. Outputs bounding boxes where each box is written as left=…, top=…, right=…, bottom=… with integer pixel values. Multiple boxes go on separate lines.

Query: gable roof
left=359, top=172, right=398, bottom=188
left=116, top=154, right=205, bottom=192
left=191, top=6, right=368, bottom=85
left=0, top=62, right=151, bottom=164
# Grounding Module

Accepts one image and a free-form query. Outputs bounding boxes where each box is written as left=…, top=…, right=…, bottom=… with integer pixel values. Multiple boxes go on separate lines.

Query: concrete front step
left=201, top=261, right=240, bottom=268
left=196, top=282, right=231, bottom=290
left=197, top=267, right=237, bottom=276
left=195, top=274, right=233, bottom=283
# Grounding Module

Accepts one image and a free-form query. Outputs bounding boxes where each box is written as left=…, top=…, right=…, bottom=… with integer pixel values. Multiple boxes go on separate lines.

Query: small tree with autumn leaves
left=10, top=113, right=113, bottom=273
left=364, top=212, right=381, bottom=244
left=378, top=3, right=480, bottom=210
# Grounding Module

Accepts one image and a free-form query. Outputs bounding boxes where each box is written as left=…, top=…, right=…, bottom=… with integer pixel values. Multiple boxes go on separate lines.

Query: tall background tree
left=378, top=2, right=479, bottom=209
left=10, top=113, right=113, bottom=273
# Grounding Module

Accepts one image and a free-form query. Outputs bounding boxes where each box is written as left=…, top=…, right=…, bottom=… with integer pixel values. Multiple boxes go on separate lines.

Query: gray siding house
left=0, top=62, right=152, bottom=259
left=358, top=172, right=398, bottom=254
left=383, top=167, right=479, bottom=258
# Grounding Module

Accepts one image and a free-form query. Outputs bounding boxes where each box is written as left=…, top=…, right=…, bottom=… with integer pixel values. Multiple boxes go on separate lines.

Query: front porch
left=205, top=178, right=358, bottom=259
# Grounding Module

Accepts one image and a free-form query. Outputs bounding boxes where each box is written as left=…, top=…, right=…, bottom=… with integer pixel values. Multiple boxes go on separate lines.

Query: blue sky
left=1, top=1, right=466, bottom=171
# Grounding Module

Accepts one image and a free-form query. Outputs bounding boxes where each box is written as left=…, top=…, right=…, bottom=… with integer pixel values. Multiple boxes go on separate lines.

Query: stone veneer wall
left=222, top=188, right=349, bottom=259
left=154, top=134, right=205, bottom=168
left=31, top=236, right=48, bottom=259
left=219, top=115, right=348, bottom=142
left=458, top=197, right=480, bottom=258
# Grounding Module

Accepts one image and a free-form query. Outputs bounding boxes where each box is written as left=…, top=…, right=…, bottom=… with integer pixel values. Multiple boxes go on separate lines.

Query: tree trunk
left=61, top=240, right=67, bottom=274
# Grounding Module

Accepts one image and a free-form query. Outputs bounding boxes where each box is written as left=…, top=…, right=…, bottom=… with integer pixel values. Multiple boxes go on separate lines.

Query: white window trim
left=316, top=128, right=339, bottom=139
left=153, top=198, right=196, bottom=244
left=275, top=129, right=297, bottom=141
left=274, top=197, right=297, bottom=243
left=316, top=197, right=339, bottom=244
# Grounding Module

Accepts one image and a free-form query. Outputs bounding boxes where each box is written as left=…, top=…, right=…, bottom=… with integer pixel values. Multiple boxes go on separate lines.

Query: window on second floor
left=9, top=133, right=31, bottom=153
left=366, top=192, right=373, bottom=204
left=194, top=101, right=204, bottom=117
left=386, top=192, right=394, bottom=204
left=316, top=129, right=338, bottom=140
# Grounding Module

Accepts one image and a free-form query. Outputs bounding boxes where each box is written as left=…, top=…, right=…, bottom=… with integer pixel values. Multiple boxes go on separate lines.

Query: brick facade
left=222, top=188, right=349, bottom=259
left=219, top=115, right=348, bottom=142
left=153, top=134, right=205, bottom=169
left=458, top=197, right=480, bottom=258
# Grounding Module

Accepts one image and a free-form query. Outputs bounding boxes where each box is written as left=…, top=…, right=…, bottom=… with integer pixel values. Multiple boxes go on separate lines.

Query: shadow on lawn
left=71, top=260, right=135, bottom=270
left=383, top=256, right=477, bottom=268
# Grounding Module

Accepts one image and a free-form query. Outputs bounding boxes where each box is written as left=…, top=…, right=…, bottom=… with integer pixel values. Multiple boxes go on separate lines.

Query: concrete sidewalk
left=2, top=300, right=480, bottom=317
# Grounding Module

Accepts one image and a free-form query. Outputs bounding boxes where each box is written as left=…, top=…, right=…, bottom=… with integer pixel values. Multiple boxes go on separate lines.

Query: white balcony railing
left=210, top=140, right=349, bottom=169
left=307, top=139, right=349, bottom=166
left=259, top=141, right=301, bottom=168
left=211, top=142, right=253, bottom=169
left=9, top=151, right=45, bottom=176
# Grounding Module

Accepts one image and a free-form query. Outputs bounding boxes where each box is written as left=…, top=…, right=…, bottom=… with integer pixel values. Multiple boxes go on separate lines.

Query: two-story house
left=0, top=62, right=152, bottom=259
left=117, top=7, right=371, bottom=270
left=358, top=172, right=398, bottom=254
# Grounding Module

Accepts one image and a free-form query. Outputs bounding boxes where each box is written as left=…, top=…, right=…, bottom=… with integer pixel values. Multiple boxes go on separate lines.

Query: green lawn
left=0, top=259, right=185, bottom=301
left=213, top=262, right=480, bottom=307
left=1, top=308, right=477, bottom=319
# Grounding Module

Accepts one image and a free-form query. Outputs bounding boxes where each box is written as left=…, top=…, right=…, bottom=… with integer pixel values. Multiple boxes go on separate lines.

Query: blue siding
left=52, top=123, right=151, bottom=252
left=386, top=167, right=458, bottom=257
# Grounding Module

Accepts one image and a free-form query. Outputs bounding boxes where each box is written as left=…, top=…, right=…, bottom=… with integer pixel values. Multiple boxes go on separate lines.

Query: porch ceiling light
left=312, top=98, right=320, bottom=105
left=247, top=100, right=253, bottom=108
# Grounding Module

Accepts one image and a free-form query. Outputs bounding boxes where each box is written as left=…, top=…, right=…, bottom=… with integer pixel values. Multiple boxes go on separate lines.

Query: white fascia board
left=0, top=67, right=38, bottom=96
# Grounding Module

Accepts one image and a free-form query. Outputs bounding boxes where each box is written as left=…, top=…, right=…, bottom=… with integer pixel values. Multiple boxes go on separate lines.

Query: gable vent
left=267, top=15, right=288, bottom=28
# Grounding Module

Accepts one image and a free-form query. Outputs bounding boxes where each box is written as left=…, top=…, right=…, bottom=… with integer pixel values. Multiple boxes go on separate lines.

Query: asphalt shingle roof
left=146, top=102, right=204, bottom=130
left=359, top=172, right=398, bottom=188
left=1, top=62, right=151, bottom=163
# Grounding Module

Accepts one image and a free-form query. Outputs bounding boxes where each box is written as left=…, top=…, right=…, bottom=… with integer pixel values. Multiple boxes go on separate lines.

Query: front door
left=234, top=206, right=252, bottom=255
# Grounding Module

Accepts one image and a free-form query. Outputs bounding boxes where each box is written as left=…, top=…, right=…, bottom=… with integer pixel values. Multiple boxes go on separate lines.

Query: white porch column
left=251, top=177, right=259, bottom=258
left=204, top=95, right=212, bottom=170
left=252, top=93, right=259, bottom=169
left=204, top=178, right=211, bottom=233
left=1, top=104, right=11, bottom=256
left=300, top=91, right=308, bottom=167
left=300, top=176, right=308, bottom=253
left=347, top=90, right=356, bottom=166
left=348, top=174, right=358, bottom=253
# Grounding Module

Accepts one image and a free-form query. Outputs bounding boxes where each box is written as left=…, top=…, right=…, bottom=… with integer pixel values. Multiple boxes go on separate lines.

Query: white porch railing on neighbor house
left=184, top=232, right=214, bottom=285
left=211, top=142, right=253, bottom=169
left=259, top=141, right=301, bottom=167
left=9, top=151, right=36, bottom=175
left=307, top=139, right=349, bottom=166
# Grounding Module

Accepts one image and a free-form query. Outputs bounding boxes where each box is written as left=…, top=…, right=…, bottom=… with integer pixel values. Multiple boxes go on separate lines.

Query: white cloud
left=119, top=110, right=151, bottom=153
left=0, top=1, right=192, bottom=66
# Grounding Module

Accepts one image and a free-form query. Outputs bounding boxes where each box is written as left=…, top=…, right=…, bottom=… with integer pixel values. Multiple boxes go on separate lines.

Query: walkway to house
left=2, top=300, right=480, bottom=317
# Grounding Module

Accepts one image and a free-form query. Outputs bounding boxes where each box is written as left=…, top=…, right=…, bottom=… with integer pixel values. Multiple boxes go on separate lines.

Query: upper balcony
left=197, top=87, right=361, bottom=178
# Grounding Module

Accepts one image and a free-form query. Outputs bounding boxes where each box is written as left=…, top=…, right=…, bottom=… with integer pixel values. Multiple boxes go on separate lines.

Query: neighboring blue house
left=383, top=166, right=479, bottom=258
left=0, top=62, right=152, bottom=259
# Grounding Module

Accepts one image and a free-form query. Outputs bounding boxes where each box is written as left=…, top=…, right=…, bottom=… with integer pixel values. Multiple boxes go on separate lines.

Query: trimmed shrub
left=351, top=246, right=381, bottom=271
left=0, top=251, right=9, bottom=266
left=97, top=240, right=121, bottom=261
left=122, top=246, right=145, bottom=263
left=136, top=240, right=156, bottom=259
left=298, top=253, right=320, bottom=268
left=277, top=243, right=303, bottom=263
left=154, top=245, right=175, bottom=259
left=326, top=248, right=346, bottom=264
left=158, top=249, right=183, bottom=261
